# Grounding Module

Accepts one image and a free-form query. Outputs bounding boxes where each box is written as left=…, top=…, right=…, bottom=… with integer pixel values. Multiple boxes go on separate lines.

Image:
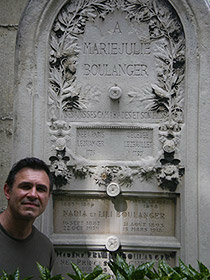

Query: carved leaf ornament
left=48, top=0, right=185, bottom=191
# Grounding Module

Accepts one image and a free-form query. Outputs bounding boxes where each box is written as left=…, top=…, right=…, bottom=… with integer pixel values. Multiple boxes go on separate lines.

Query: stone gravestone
left=13, top=0, right=210, bottom=274
left=46, top=0, right=184, bottom=274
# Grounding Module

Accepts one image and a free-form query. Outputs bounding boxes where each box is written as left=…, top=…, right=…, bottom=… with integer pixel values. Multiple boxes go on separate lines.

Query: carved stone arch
left=13, top=0, right=68, bottom=160
left=14, top=0, right=192, bottom=160
left=14, top=0, right=210, bottom=268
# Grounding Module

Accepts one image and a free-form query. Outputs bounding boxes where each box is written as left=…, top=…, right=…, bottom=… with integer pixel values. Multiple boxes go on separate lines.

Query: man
left=0, top=157, right=55, bottom=278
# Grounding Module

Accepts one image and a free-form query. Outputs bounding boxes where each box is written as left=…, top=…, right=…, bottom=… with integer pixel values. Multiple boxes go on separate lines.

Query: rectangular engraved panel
left=54, top=249, right=176, bottom=275
left=76, top=127, right=153, bottom=160
left=53, top=196, right=175, bottom=236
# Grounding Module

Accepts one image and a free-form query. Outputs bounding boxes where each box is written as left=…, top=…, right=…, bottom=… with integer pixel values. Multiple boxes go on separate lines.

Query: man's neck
left=0, top=209, right=34, bottom=240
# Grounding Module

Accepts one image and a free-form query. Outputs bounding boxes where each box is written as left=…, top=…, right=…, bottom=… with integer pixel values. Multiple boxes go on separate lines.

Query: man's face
left=4, top=168, right=50, bottom=221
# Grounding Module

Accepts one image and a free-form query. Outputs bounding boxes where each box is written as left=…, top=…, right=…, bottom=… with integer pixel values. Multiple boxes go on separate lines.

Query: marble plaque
left=76, top=127, right=153, bottom=160
left=53, top=196, right=175, bottom=236
left=47, top=0, right=185, bottom=195
left=54, top=249, right=176, bottom=275
left=48, top=3, right=178, bottom=124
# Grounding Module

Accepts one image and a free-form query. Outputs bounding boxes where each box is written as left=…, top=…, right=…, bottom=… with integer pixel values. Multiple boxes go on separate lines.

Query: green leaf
left=109, top=260, right=130, bottom=280
left=50, top=275, right=64, bottom=280
left=37, top=263, right=51, bottom=280
left=37, top=263, right=63, bottom=280
left=84, top=265, right=103, bottom=280
left=158, top=260, right=179, bottom=277
left=66, top=273, right=79, bottom=280
left=198, top=261, right=210, bottom=276
left=144, top=264, right=159, bottom=279
left=67, top=264, right=110, bottom=280
left=93, top=274, right=110, bottom=280
left=114, top=255, right=131, bottom=278
left=0, top=269, right=32, bottom=280
left=71, top=263, right=84, bottom=280
left=188, top=265, right=199, bottom=278
left=178, top=259, right=191, bottom=277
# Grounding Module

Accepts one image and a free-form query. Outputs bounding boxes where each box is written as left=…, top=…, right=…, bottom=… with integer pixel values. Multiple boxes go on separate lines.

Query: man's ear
left=4, top=184, right=11, bottom=200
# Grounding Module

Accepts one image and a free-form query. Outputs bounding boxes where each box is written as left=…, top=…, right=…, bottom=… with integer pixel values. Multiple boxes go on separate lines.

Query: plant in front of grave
left=108, top=255, right=210, bottom=280
left=67, top=263, right=110, bottom=280
left=147, top=260, right=182, bottom=280
left=0, top=269, right=32, bottom=280
left=108, top=254, right=155, bottom=280
left=37, top=263, right=64, bottom=280
left=173, top=259, right=210, bottom=280
left=1, top=258, right=210, bottom=280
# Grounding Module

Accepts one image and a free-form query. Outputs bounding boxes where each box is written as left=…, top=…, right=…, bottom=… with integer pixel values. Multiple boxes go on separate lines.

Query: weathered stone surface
left=3, top=0, right=210, bottom=270
left=0, top=0, right=28, bottom=25
left=0, top=120, right=13, bottom=210
left=0, top=27, right=17, bottom=117
left=0, top=0, right=28, bottom=210
left=54, top=249, right=176, bottom=275
left=54, top=196, right=175, bottom=236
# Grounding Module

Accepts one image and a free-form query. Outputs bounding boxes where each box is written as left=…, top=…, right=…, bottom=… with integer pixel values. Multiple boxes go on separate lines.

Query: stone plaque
left=53, top=196, right=175, bottom=236
left=54, top=249, right=176, bottom=275
left=56, top=8, right=166, bottom=123
left=48, top=0, right=185, bottom=193
left=76, top=127, right=153, bottom=160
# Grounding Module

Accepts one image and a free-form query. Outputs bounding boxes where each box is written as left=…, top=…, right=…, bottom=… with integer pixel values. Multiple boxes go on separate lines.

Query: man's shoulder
left=32, top=226, right=53, bottom=246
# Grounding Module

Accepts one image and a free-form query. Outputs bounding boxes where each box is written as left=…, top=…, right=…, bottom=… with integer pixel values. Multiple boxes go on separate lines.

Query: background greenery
left=1, top=255, right=210, bottom=280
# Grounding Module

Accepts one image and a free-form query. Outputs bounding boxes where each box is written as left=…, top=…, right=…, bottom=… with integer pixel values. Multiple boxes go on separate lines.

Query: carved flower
left=55, top=138, right=66, bottom=151
left=101, top=172, right=108, bottom=180
left=159, top=164, right=179, bottom=180
left=49, top=152, right=71, bottom=188
left=159, top=120, right=181, bottom=132
left=49, top=120, right=71, bottom=137
left=157, top=161, right=184, bottom=192
left=94, top=167, right=113, bottom=186
left=172, top=107, right=183, bottom=123
left=163, top=139, right=175, bottom=153
left=72, top=165, right=89, bottom=179
left=100, top=172, right=112, bottom=185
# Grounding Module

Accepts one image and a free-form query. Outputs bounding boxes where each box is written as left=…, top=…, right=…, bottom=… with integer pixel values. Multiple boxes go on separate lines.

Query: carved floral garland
left=48, top=0, right=185, bottom=192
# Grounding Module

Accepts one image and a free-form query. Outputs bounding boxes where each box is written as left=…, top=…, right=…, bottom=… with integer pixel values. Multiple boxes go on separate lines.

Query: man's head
left=5, top=157, right=54, bottom=193
left=4, top=157, right=54, bottom=221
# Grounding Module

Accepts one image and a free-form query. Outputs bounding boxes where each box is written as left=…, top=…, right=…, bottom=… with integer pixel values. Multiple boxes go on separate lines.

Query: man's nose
left=27, top=187, right=38, bottom=198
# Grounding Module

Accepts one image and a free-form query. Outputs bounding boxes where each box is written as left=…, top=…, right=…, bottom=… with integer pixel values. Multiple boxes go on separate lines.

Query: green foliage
left=0, top=269, right=32, bottom=280
left=67, top=263, right=110, bottom=280
left=173, top=259, right=210, bottom=280
left=108, top=255, right=210, bottom=280
left=37, top=263, right=64, bottom=280
left=0, top=257, right=210, bottom=280
left=108, top=254, right=155, bottom=280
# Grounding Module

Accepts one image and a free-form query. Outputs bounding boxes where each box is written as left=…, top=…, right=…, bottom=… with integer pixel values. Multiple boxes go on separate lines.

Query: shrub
left=67, top=263, right=110, bottom=280
left=108, top=255, right=210, bottom=280
left=0, top=256, right=210, bottom=280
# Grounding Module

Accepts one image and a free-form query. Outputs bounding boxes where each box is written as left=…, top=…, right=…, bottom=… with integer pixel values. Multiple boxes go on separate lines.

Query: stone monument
left=13, top=0, right=210, bottom=273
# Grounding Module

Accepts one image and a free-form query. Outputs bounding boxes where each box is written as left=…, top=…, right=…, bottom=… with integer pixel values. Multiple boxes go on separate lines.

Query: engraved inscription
left=64, top=110, right=166, bottom=122
left=53, top=196, right=175, bottom=236
left=49, top=0, right=185, bottom=125
left=54, top=249, right=176, bottom=275
left=79, top=17, right=153, bottom=80
left=76, top=127, right=153, bottom=160
left=83, top=41, right=151, bottom=56
left=83, top=63, right=149, bottom=77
